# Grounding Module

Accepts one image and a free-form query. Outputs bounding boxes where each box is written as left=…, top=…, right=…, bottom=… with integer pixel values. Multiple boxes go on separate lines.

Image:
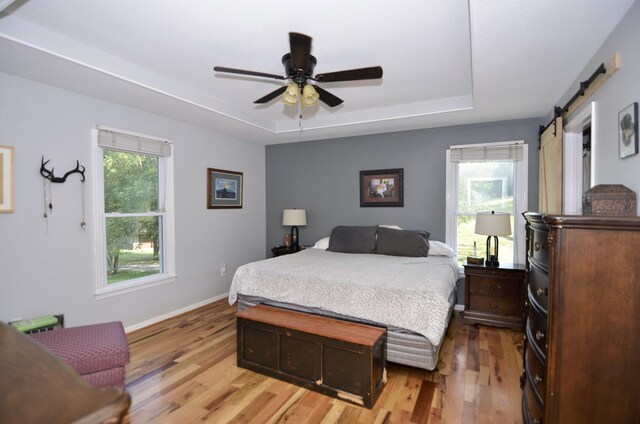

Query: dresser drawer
left=529, top=228, right=550, bottom=269
left=523, top=379, right=545, bottom=424
left=526, top=303, right=547, bottom=359
left=469, top=294, right=522, bottom=317
left=528, top=263, right=549, bottom=312
left=525, top=346, right=546, bottom=406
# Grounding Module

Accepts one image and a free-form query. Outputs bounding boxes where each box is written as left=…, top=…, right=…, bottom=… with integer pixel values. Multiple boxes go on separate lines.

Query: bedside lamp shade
left=475, top=211, right=511, bottom=267
left=282, top=209, right=307, bottom=226
left=283, top=209, right=306, bottom=251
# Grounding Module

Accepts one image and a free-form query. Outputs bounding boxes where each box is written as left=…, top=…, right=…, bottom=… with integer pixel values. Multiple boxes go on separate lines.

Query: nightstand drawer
left=468, top=294, right=522, bottom=317
left=468, top=275, right=521, bottom=297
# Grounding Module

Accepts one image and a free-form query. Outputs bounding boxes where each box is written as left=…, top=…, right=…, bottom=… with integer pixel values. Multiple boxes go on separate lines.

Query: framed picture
left=0, top=145, right=15, bottom=213
left=619, top=102, right=638, bottom=159
left=207, top=168, right=243, bottom=209
left=360, top=168, right=404, bottom=207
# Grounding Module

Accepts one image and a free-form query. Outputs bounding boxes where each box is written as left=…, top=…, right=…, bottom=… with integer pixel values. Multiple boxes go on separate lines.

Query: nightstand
left=271, top=246, right=304, bottom=257
left=463, top=262, right=526, bottom=331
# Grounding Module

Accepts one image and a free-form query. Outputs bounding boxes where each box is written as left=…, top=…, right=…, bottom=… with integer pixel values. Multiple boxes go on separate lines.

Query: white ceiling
left=0, top=0, right=635, bottom=144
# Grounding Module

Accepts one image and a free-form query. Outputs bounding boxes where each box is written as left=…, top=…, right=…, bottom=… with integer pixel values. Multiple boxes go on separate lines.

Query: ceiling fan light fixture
left=282, top=82, right=299, bottom=106
left=301, top=84, right=319, bottom=107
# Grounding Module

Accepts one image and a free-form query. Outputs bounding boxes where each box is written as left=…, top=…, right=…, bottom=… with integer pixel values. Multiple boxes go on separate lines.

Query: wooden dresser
left=522, top=213, right=640, bottom=424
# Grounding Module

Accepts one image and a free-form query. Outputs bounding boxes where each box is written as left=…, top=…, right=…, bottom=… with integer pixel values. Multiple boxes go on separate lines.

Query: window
left=93, top=127, right=175, bottom=297
left=446, top=141, right=528, bottom=268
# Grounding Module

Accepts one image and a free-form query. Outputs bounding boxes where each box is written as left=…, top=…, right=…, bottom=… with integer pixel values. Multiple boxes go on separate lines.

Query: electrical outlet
left=220, top=263, right=227, bottom=277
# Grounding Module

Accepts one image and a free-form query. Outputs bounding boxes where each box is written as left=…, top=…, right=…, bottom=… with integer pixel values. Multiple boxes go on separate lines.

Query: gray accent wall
left=266, top=118, right=542, bottom=252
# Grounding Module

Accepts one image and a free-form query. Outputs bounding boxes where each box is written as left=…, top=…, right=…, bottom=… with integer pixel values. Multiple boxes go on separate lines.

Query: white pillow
left=429, top=240, right=456, bottom=257
left=312, top=236, right=330, bottom=249
left=379, top=225, right=403, bottom=230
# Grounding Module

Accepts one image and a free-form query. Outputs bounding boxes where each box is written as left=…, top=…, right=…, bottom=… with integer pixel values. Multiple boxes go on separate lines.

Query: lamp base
left=485, top=256, right=500, bottom=267
left=485, top=236, right=500, bottom=267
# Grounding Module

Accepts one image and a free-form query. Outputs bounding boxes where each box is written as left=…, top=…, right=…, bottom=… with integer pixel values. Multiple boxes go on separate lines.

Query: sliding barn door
left=539, top=117, right=563, bottom=213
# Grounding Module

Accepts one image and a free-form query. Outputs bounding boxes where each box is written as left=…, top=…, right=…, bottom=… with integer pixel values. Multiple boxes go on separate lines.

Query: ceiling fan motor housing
left=282, top=53, right=316, bottom=87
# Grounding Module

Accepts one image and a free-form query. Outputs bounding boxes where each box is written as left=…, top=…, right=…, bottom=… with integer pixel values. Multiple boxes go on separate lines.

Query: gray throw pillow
left=327, top=225, right=378, bottom=254
left=376, top=227, right=430, bottom=257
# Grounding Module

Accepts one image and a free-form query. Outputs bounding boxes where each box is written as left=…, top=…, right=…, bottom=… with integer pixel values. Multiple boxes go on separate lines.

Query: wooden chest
left=236, top=305, right=387, bottom=408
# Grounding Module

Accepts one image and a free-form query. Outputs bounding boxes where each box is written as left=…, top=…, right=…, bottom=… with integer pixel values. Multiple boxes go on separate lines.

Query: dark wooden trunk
left=236, top=305, right=387, bottom=408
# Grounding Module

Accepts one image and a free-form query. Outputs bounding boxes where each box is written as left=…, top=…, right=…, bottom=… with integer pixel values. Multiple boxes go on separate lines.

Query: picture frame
left=619, top=102, right=638, bottom=159
left=0, top=145, right=15, bottom=213
left=207, top=168, right=243, bottom=209
left=360, top=168, right=404, bottom=207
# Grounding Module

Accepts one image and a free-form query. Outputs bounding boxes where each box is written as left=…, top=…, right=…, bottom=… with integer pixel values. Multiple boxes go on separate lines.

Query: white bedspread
left=229, top=249, right=459, bottom=347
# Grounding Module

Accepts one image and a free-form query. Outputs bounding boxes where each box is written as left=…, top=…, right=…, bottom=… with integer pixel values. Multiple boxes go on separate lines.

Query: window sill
left=95, top=273, right=176, bottom=300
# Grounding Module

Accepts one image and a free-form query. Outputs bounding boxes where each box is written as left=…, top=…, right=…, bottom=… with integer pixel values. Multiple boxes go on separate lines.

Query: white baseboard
left=454, top=303, right=465, bottom=312
left=124, top=292, right=229, bottom=333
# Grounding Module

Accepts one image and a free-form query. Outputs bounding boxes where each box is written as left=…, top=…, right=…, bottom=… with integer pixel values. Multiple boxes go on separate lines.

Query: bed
left=228, top=227, right=459, bottom=370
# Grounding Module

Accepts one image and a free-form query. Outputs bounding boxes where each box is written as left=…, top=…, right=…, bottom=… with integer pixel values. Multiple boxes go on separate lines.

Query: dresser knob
left=535, top=330, right=545, bottom=341
left=536, top=287, right=547, bottom=297
left=534, top=241, right=541, bottom=251
left=534, top=374, right=543, bottom=384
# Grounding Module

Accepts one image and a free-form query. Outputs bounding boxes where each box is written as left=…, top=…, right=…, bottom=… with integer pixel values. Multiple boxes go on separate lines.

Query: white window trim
left=446, top=140, right=528, bottom=272
left=92, top=127, right=176, bottom=299
left=563, top=101, right=597, bottom=214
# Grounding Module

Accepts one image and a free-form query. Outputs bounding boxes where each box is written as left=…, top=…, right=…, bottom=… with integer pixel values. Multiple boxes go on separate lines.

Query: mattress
left=237, top=291, right=456, bottom=370
left=229, top=248, right=459, bottom=347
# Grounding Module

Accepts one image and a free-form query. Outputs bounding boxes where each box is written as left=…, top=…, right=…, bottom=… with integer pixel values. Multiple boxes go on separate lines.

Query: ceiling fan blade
left=314, top=85, right=343, bottom=107
left=289, top=32, right=312, bottom=74
left=254, top=86, right=288, bottom=104
left=214, top=66, right=286, bottom=80
left=315, top=66, right=383, bottom=83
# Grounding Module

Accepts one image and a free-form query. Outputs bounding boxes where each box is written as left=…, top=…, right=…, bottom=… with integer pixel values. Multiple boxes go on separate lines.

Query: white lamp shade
left=475, top=211, right=511, bottom=236
left=282, top=209, right=307, bottom=226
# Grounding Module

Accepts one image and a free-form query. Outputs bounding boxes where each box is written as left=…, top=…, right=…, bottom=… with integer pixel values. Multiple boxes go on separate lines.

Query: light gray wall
left=0, top=72, right=266, bottom=327
left=551, top=0, right=640, bottom=203
left=265, top=118, right=542, bottom=253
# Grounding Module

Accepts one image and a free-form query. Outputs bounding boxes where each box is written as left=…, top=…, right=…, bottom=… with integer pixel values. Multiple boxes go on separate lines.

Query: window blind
left=449, top=143, right=524, bottom=162
left=97, top=128, right=172, bottom=157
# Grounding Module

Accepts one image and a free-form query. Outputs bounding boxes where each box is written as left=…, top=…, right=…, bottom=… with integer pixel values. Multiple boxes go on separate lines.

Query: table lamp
left=475, top=211, right=511, bottom=267
left=282, top=209, right=307, bottom=251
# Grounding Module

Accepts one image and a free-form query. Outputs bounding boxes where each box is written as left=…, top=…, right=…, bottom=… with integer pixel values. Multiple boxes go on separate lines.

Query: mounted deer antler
left=40, top=156, right=86, bottom=183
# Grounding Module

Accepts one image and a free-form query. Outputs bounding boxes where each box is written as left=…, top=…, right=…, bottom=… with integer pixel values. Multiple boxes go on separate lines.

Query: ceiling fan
left=214, top=32, right=383, bottom=108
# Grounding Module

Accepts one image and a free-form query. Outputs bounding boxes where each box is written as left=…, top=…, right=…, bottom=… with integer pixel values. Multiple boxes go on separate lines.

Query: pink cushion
left=82, top=366, right=126, bottom=388
left=31, top=321, right=129, bottom=376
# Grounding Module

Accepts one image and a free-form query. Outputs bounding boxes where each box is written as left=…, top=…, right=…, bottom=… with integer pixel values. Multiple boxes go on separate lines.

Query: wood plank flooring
left=124, top=299, right=524, bottom=423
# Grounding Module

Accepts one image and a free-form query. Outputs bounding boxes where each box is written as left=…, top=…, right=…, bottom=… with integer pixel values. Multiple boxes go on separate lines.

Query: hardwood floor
left=124, top=299, right=524, bottom=423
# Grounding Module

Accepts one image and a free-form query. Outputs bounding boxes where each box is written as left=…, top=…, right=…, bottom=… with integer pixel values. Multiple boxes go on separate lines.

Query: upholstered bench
left=30, top=321, right=129, bottom=389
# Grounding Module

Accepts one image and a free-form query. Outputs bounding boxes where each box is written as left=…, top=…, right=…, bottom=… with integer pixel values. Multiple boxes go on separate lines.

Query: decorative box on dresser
left=522, top=212, right=640, bottom=424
